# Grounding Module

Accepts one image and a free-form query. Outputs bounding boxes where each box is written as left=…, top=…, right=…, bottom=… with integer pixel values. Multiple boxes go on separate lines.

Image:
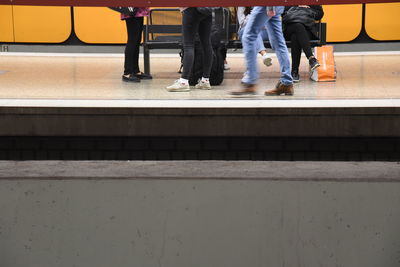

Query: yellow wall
left=73, top=7, right=181, bottom=44
left=321, top=4, right=363, bottom=42
left=0, top=4, right=399, bottom=44
left=0, top=5, right=14, bottom=42
left=12, top=6, right=71, bottom=43
left=365, top=3, right=400, bottom=41
left=73, top=7, right=127, bottom=44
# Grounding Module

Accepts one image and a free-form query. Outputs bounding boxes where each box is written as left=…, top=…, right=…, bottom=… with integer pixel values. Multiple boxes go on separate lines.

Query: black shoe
left=291, top=70, right=300, bottom=83
left=122, top=74, right=140, bottom=83
left=134, top=72, right=153, bottom=80
left=309, top=57, right=320, bottom=71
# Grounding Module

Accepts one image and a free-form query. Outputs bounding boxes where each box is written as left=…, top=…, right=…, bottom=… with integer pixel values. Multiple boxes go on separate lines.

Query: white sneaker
left=262, top=55, right=272, bottom=67
left=166, top=80, right=190, bottom=92
left=224, top=63, right=231, bottom=70
left=195, top=80, right=211, bottom=90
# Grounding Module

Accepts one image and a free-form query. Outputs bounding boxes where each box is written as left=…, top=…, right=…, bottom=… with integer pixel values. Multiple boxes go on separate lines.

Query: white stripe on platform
left=1, top=51, right=400, bottom=58
left=0, top=99, right=399, bottom=108
left=0, top=52, right=125, bottom=57
left=213, top=51, right=400, bottom=57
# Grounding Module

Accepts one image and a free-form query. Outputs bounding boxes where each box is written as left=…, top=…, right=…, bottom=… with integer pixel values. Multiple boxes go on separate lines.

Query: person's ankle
left=179, top=78, right=189, bottom=85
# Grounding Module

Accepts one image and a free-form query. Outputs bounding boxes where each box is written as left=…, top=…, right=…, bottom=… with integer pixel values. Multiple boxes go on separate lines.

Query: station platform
left=1, top=51, right=400, bottom=102
left=1, top=49, right=400, bottom=267
left=0, top=51, right=399, bottom=160
left=0, top=51, right=399, bottom=135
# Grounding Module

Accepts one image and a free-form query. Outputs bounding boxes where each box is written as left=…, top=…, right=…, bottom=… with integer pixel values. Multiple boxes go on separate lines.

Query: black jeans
left=181, top=8, right=213, bottom=80
left=124, top=16, right=144, bottom=75
left=284, top=23, right=314, bottom=72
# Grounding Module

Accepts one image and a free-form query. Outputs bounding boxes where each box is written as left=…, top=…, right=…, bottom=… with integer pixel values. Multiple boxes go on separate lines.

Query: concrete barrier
left=1, top=106, right=400, bottom=137
left=0, top=161, right=399, bottom=267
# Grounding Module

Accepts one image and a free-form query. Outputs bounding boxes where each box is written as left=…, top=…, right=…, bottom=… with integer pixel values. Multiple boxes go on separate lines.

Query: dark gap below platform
left=0, top=136, right=399, bottom=161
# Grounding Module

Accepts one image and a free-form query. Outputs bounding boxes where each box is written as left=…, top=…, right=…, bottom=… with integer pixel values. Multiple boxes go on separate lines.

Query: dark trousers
left=284, top=23, right=314, bottom=71
left=181, top=8, right=213, bottom=80
left=124, top=16, right=144, bottom=75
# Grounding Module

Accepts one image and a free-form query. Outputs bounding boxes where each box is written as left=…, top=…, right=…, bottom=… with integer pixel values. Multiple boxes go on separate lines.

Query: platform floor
left=0, top=51, right=400, bottom=104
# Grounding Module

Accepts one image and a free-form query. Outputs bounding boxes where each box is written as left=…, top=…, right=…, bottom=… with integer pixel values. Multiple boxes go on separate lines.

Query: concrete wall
left=0, top=161, right=400, bottom=267
left=1, top=106, right=400, bottom=137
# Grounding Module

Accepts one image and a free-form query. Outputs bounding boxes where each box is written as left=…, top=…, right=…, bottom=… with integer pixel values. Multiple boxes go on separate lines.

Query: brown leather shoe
left=230, top=83, right=257, bottom=96
left=264, top=81, right=294, bottom=96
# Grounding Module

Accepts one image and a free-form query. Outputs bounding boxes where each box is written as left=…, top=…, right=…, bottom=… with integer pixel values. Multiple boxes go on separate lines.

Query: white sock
left=262, top=53, right=269, bottom=59
left=179, top=78, right=189, bottom=84
left=201, top=77, right=209, bottom=83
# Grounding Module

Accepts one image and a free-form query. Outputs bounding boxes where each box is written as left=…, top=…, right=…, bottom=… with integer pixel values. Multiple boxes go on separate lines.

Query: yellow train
left=0, top=4, right=399, bottom=44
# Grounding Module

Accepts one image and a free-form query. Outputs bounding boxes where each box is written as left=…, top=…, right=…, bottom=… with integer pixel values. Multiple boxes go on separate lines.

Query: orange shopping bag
left=310, top=45, right=336, bottom=82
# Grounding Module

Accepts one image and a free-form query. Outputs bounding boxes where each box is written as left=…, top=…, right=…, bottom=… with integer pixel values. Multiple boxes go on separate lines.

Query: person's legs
left=288, top=33, right=301, bottom=82
left=258, top=25, right=270, bottom=53
left=194, top=14, right=213, bottom=89
left=239, top=26, right=270, bottom=67
left=181, top=8, right=201, bottom=80
left=264, top=6, right=293, bottom=95
left=167, top=8, right=200, bottom=91
left=198, top=14, right=213, bottom=79
left=221, top=45, right=229, bottom=70
left=259, top=26, right=269, bottom=43
left=289, top=34, right=301, bottom=71
left=239, top=27, right=265, bottom=56
left=285, top=24, right=302, bottom=72
left=241, top=6, right=268, bottom=85
left=264, top=7, right=292, bottom=86
left=238, top=27, right=244, bottom=40
left=289, top=23, right=313, bottom=59
left=257, top=28, right=273, bottom=67
left=284, top=23, right=319, bottom=71
left=123, top=17, right=143, bottom=82
left=256, top=32, right=267, bottom=55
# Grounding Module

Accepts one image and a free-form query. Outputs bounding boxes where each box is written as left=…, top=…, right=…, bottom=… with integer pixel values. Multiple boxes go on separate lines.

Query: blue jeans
left=239, top=25, right=268, bottom=54
left=241, top=6, right=292, bottom=85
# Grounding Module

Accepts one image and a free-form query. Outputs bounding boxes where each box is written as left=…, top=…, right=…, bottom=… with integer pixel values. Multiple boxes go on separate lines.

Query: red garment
left=120, top=7, right=150, bottom=20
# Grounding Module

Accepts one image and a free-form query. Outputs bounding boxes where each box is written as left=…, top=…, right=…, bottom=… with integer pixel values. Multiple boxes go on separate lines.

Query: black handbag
left=108, top=7, right=139, bottom=16
left=282, top=6, right=316, bottom=30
